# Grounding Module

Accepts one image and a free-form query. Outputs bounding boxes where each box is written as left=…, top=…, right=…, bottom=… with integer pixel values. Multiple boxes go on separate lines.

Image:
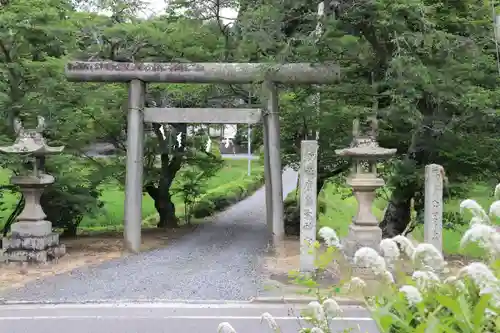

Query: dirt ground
left=261, top=236, right=341, bottom=287
left=262, top=236, right=302, bottom=276
left=0, top=226, right=196, bottom=291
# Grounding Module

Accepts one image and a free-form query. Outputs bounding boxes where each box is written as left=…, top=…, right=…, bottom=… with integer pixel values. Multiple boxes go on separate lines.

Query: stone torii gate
left=65, top=62, right=339, bottom=253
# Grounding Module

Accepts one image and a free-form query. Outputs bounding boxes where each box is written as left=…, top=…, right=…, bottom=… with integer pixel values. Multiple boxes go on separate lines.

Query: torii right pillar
left=263, top=81, right=285, bottom=245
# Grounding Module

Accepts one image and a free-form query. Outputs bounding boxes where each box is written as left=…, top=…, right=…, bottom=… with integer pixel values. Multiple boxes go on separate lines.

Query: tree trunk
left=61, top=221, right=79, bottom=238
left=379, top=196, right=412, bottom=238
left=145, top=145, right=184, bottom=228
left=155, top=190, right=179, bottom=228
left=146, top=183, right=179, bottom=228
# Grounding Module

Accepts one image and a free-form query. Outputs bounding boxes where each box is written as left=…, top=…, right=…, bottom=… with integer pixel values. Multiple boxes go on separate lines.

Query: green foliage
left=236, top=0, right=500, bottom=234
left=291, top=187, right=500, bottom=333
left=442, top=211, right=468, bottom=230
left=369, top=264, right=500, bottom=332
left=172, top=151, right=224, bottom=223
left=41, top=156, right=105, bottom=236
left=0, top=0, right=247, bottom=233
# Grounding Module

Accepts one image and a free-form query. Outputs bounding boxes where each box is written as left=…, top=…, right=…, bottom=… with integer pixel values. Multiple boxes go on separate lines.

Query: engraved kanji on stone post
left=424, top=164, right=444, bottom=254
left=0, top=117, right=66, bottom=263
left=335, top=118, right=396, bottom=260
left=300, top=140, right=318, bottom=273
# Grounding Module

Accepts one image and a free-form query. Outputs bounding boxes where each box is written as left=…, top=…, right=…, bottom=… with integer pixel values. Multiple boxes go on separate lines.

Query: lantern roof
left=335, top=137, right=396, bottom=158
left=0, top=117, right=64, bottom=156
left=336, top=118, right=397, bottom=159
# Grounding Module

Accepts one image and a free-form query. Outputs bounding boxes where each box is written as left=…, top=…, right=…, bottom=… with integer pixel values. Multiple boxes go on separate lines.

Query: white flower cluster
left=318, top=226, right=342, bottom=248
left=218, top=185, right=500, bottom=332
left=382, top=234, right=448, bottom=275
left=300, top=299, right=342, bottom=333
left=353, top=247, right=395, bottom=283
left=412, top=243, right=447, bottom=274
left=411, top=270, right=440, bottom=291
left=459, top=190, right=500, bottom=259
left=458, top=262, right=500, bottom=309
left=399, top=285, right=423, bottom=306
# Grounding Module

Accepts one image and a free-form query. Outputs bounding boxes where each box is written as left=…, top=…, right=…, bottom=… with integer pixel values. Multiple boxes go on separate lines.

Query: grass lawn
left=315, top=181, right=500, bottom=258
left=0, top=158, right=262, bottom=232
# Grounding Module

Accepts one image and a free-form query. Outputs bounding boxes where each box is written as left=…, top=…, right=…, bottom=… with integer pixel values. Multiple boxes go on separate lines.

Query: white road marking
left=0, top=315, right=374, bottom=321
left=0, top=302, right=365, bottom=311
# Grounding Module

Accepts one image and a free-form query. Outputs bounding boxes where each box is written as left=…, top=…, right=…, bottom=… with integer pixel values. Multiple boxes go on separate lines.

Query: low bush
left=0, top=155, right=105, bottom=238
left=191, top=173, right=265, bottom=218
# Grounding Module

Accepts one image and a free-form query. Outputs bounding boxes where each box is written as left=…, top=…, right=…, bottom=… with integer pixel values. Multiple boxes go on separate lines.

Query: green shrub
left=42, top=155, right=105, bottom=237
left=191, top=199, right=215, bottom=218
left=442, top=211, right=468, bottom=229
left=258, top=146, right=265, bottom=166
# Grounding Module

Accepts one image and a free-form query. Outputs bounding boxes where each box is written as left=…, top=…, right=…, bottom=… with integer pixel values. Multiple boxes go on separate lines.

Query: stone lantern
left=0, top=117, right=66, bottom=263
left=335, top=118, right=396, bottom=259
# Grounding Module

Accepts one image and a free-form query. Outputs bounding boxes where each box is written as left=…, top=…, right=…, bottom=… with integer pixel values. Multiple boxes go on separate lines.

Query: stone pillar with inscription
left=300, top=140, right=318, bottom=273
left=335, top=118, right=397, bottom=261
left=424, top=164, right=444, bottom=254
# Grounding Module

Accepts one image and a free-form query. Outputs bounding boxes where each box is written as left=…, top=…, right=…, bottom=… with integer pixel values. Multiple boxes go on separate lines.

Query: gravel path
left=0, top=169, right=298, bottom=303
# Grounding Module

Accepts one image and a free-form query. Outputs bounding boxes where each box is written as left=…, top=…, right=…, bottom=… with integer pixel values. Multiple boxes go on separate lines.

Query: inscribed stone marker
left=300, top=140, right=318, bottom=273
left=424, top=164, right=444, bottom=254
left=65, top=62, right=340, bottom=84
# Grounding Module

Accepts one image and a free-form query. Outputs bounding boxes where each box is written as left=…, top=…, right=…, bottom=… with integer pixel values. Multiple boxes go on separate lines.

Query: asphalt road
left=0, top=302, right=379, bottom=333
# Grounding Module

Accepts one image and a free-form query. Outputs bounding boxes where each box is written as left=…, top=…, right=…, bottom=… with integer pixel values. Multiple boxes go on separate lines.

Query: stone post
left=263, top=116, right=274, bottom=237
left=265, top=81, right=285, bottom=244
left=299, top=140, right=318, bottom=273
left=124, top=79, right=145, bottom=253
left=424, top=164, right=444, bottom=254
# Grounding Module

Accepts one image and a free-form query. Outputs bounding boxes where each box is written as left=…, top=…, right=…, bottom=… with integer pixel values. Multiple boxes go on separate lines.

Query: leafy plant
left=171, top=150, right=224, bottom=224
left=173, top=167, right=209, bottom=224
left=218, top=184, right=500, bottom=333
left=442, top=211, right=468, bottom=230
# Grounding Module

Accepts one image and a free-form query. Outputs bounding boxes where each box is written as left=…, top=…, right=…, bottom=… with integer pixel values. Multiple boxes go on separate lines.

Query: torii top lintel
left=65, top=61, right=340, bottom=84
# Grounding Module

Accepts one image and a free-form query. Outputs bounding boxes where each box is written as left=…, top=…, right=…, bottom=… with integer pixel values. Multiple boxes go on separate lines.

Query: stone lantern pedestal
left=0, top=117, right=66, bottom=264
left=2, top=175, right=66, bottom=263
left=342, top=175, right=385, bottom=258
left=335, top=118, right=396, bottom=262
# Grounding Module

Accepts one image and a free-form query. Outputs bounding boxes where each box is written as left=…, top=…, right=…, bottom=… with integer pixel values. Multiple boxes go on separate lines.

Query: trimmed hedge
left=190, top=172, right=265, bottom=218
left=284, top=190, right=326, bottom=236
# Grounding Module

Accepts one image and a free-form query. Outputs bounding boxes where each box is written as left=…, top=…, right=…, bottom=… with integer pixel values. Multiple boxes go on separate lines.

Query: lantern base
left=1, top=232, right=66, bottom=264
left=342, top=224, right=382, bottom=260
left=11, top=220, right=52, bottom=237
